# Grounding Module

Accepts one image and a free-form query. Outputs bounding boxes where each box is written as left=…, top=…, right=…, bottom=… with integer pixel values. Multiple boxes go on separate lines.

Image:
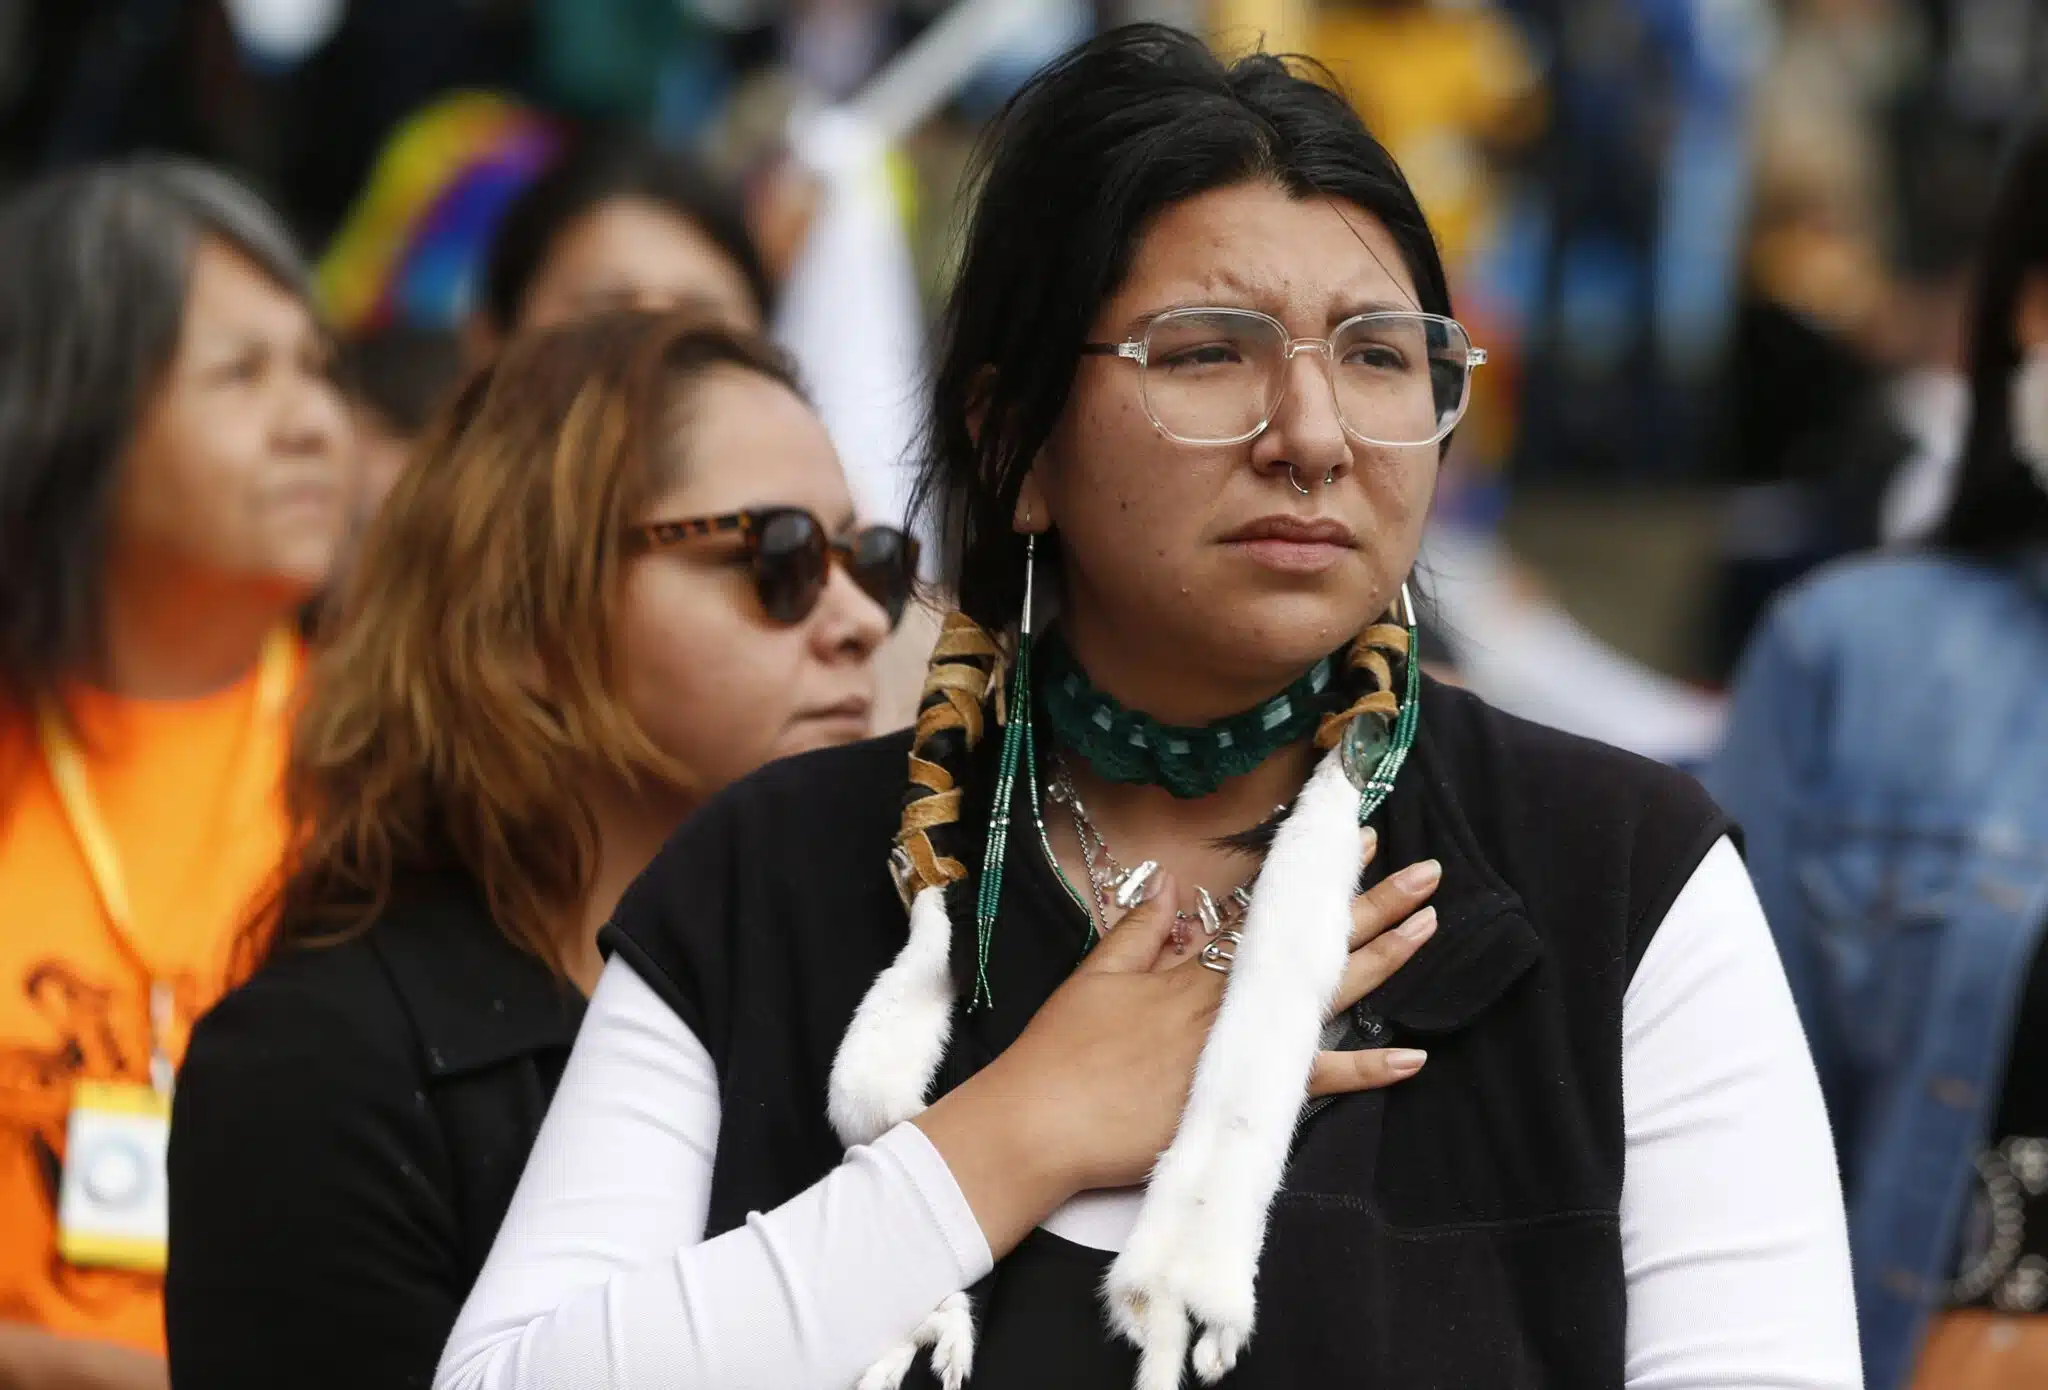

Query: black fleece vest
left=606, top=678, right=1730, bottom=1389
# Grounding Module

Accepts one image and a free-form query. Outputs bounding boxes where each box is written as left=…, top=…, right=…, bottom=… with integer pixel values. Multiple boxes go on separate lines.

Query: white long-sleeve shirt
left=437, top=838, right=1862, bottom=1389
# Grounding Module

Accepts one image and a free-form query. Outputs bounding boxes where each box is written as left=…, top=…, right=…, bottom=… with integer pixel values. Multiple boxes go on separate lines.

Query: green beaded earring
left=1339, top=582, right=1422, bottom=825
left=971, top=529, right=1038, bottom=1010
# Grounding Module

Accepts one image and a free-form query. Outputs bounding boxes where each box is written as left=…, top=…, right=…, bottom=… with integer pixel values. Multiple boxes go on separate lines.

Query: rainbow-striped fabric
left=316, top=91, right=562, bottom=334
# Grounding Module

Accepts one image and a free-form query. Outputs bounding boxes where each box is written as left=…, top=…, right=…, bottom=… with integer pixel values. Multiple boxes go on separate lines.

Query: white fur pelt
left=830, top=883, right=971, bottom=1387
left=829, top=884, right=958, bottom=1148
left=828, top=747, right=1366, bottom=1389
left=1103, top=747, right=1365, bottom=1387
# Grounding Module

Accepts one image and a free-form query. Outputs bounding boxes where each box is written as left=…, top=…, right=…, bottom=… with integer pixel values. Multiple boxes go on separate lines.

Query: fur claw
left=927, top=1292, right=977, bottom=1389
left=856, top=1292, right=977, bottom=1390
left=1192, top=1323, right=1243, bottom=1383
left=854, top=1340, right=918, bottom=1390
left=1131, top=1296, right=1191, bottom=1390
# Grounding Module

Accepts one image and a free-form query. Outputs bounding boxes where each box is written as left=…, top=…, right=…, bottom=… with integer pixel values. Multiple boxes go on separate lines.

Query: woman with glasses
left=162, top=312, right=912, bottom=1389
left=440, top=27, right=1859, bottom=1390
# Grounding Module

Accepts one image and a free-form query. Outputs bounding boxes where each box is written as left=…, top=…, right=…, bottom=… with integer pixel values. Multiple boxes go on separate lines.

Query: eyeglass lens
left=1139, top=310, right=1473, bottom=447
left=755, top=510, right=829, bottom=624
left=753, top=511, right=916, bottom=628
left=845, top=527, right=915, bottom=625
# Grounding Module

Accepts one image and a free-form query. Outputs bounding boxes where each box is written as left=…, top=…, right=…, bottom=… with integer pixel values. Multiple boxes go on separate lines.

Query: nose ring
left=1286, top=464, right=1312, bottom=495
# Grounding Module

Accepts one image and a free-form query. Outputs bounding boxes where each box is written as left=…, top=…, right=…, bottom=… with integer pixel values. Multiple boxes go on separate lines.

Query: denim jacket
left=1707, top=551, right=2048, bottom=1390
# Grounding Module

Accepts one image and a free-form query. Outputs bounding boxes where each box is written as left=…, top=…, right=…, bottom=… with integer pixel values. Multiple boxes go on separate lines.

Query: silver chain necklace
left=1044, top=756, right=1259, bottom=951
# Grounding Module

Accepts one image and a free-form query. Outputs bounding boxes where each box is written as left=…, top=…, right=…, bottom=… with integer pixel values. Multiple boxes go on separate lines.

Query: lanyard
left=35, top=630, right=295, bottom=1096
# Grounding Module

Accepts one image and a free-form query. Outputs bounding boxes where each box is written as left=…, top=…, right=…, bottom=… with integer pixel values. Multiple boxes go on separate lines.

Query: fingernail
left=1387, top=1049, right=1428, bottom=1075
left=1116, top=861, right=1161, bottom=909
left=1394, top=859, right=1441, bottom=893
left=1360, top=826, right=1379, bottom=858
left=1396, top=907, right=1437, bottom=941
left=1151, top=871, right=1176, bottom=906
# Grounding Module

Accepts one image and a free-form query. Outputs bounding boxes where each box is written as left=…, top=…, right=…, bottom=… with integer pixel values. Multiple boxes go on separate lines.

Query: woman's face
left=519, top=196, right=762, bottom=334
left=1023, top=180, right=1439, bottom=713
left=115, top=237, right=352, bottom=602
left=615, top=366, right=890, bottom=796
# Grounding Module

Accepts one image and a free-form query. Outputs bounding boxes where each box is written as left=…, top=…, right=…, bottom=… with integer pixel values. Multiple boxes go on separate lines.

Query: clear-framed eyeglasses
left=1079, top=307, right=1487, bottom=449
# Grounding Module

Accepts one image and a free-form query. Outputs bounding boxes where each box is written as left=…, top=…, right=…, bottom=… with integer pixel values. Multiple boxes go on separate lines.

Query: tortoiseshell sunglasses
left=631, top=507, right=919, bottom=629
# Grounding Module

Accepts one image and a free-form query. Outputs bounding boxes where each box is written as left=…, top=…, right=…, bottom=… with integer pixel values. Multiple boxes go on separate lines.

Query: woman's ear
left=1014, top=468, right=1049, bottom=533
left=972, top=364, right=1051, bottom=535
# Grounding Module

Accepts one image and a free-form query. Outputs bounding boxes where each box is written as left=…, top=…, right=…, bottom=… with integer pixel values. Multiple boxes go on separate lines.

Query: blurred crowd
left=0, top=1, right=2046, bottom=1388
left=7, top=0, right=2044, bottom=675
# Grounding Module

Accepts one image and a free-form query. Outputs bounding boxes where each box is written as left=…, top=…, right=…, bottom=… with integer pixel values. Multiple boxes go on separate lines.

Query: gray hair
left=0, top=157, right=314, bottom=716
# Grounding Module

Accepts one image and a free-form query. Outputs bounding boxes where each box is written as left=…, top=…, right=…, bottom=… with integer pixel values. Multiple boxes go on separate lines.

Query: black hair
left=1937, top=114, right=2048, bottom=554
left=0, top=158, right=313, bottom=720
left=915, top=23, right=1453, bottom=630
left=337, top=325, right=466, bottom=436
left=479, top=133, right=772, bottom=334
left=885, top=26, right=1444, bottom=923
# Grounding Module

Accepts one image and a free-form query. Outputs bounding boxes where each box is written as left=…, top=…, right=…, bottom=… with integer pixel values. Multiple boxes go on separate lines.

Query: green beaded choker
left=1035, top=633, right=1340, bottom=799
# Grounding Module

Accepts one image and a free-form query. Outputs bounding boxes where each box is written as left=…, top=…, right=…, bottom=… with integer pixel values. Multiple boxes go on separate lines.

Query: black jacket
left=607, top=678, right=1729, bottom=1389
left=166, top=874, right=583, bottom=1389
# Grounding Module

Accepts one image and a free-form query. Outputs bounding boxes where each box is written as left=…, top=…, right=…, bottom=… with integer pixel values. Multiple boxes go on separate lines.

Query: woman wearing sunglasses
left=439, top=27, right=1857, bottom=1390
left=161, top=312, right=911, bottom=1389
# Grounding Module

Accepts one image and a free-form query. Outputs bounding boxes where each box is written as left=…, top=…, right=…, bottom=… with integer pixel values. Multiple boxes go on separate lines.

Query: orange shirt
left=0, top=639, right=300, bottom=1353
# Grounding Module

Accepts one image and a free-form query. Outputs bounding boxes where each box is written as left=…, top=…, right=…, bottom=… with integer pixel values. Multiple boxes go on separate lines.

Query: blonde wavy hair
left=255, top=310, right=801, bottom=977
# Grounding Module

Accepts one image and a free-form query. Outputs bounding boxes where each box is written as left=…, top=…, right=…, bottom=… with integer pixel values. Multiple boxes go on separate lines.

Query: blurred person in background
left=1738, top=0, right=1912, bottom=421
left=1709, top=115, right=2048, bottom=1390
left=1306, top=0, right=1544, bottom=285
left=336, top=324, right=466, bottom=523
left=328, top=324, right=465, bottom=600
left=468, top=133, right=772, bottom=357
left=1707, top=0, right=1917, bottom=670
left=163, top=311, right=911, bottom=1389
left=1709, top=94, right=1995, bottom=672
left=0, top=159, right=346, bottom=1390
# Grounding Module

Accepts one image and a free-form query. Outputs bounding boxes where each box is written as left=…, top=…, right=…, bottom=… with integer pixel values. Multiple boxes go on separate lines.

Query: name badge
left=57, top=1081, right=170, bottom=1274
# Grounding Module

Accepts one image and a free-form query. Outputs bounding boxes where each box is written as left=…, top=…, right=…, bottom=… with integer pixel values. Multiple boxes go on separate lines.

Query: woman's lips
left=265, top=477, right=342, bottom=520
left=793, top=698, right=874, bottom=738
left=1225, top=538, right=1353, bottom=573
left=1219, top=515, right=1358, bottom=574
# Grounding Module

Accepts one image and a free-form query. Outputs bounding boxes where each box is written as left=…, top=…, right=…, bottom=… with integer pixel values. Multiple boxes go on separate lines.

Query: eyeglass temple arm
left=1082, top=340, right=1484, bottom=367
